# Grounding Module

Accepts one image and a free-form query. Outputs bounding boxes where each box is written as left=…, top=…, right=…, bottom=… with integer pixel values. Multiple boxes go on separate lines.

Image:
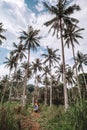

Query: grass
left=38, top=100, right=87, bottom=130
left=0, top=100, right=86, bottom=130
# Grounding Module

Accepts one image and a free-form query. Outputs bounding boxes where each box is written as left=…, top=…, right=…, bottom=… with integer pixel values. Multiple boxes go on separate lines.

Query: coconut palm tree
left=21, top=61, right=32, bottom=106
left=12, top=69, right=23, bottom=98
left=75, top=51, right=87, bottom=89
left=42, top=65, right=50, bottom=105
left=31, top=58, right=42, bottom=101
left=4, top=55, right=17, bottom=77
left=19, top=26, right=40, bottom=66
left=66, top=67, right=75, bottom=87
left=0, top=22, right=6, bottom=45
left=10, top=42, right=26, bottom=62
left=42, top=46, right=60, bottom=107
left=55, top=63, right=69, bottom=82
left=64, top=23, right=84, bottom=97
left=4, top=55, right=18, bottom=100
left=1, top=75, right=9, bottom=104
left=43, top=0, right=80, bottom=110
left=19, top=26, right=40, bottom=106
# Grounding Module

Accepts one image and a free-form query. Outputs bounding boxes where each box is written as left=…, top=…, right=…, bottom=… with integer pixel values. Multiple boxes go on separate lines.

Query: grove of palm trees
left=0, top=0, right=87, bottom=130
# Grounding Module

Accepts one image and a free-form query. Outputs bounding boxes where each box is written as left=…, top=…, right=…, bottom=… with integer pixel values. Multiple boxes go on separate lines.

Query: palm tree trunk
left=81, top=66, right=87, bottom=90
left=60, top=19, right=68, bottom=111
left=22, top=46, right=30, bottom=106
left=34, top=73, right=38, bottom=101
left=50, top=77, right=52, bottom=107
left=32, top=92, right=34, bottom=106
left=1, top=82, right=7, bottom=104
left=28, top=46, right=30, bottom=66
left=22, top=68, right=27, bottom=106
left=9, top=81, right=13, bottom=100
left=71, top=39, right=81, bottom=98
left=50, top=65, right=52, bottom=107
left=44, top=76, right=47, bottom=105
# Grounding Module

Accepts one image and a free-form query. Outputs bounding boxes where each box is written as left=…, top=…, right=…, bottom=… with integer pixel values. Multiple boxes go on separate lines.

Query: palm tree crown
left=10, top=42, right=26, bottom=62
left=42, top=46, right=60, bottom=68
left=0, top=23, right=6, bottom=45
left=44, top=0, right=80, bottom=37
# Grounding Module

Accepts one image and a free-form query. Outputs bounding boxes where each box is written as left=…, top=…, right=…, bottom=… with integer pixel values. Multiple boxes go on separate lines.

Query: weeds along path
left=21, top=111, right=41, bottom=130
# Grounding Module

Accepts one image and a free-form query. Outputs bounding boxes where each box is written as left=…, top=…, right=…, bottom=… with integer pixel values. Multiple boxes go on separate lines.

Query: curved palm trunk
left=60, top=19, right=68, bottom=111
left=81, top=66, right=87, bottom=90
left=71, top=39, right=81, bottom=98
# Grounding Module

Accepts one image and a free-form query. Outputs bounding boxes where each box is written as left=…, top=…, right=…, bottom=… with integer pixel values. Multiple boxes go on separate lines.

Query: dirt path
left=21, top=112, right=41, bottom=130
left=29, top=112, right=41, bottom=130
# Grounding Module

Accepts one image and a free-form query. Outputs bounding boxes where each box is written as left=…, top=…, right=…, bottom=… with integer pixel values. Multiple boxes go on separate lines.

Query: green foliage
left=0, top=104, right=19, bottom=130
left=39, top=100, right=87, bottom=130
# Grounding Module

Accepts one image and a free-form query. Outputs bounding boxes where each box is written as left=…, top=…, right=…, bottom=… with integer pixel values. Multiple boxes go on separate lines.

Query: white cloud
left=0, top=0, right=87, bottom=79
left=0, top=0, right=36, bottom=49
left=35, top=2, right=44, bottom=12
left=0, top=64, right=9, bottom=77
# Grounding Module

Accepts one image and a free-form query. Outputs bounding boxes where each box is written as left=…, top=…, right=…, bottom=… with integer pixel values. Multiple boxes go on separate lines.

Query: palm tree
left=42, top=65, right=50, bottom=105
left=4, top=55, right=17, bottom=77
left=19, top=26, right=40, bottom=106
left=75, top=51, right=87, bottom=89
left=10, top=42, right=26, bottom=62
left=4, top=55, right=18, bottom=100
left=21, top=61, right=32, bottom=106
left=12, top=69, right=23, bottom=98
left=42, top=46, right=60, bottom=107
left=55, top=63, right=69, bottom=82
left=19, top=26, right=40, bottom=66
left=1, top=75, right=9, bottom=104
left=0, top=23, right=6, bottom=45
left=31, top=58, right=42, bottom=101
left=43, top=0, right=80, bottom=110
left=66, top=67, right=75, bottom=87
left=64, top=23, right=84, bottom=97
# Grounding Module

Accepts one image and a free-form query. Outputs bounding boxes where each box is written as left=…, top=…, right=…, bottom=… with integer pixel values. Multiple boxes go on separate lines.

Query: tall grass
left=0, top=104, right=19, bottom=130
left=39, top=100, right=87, bottom=130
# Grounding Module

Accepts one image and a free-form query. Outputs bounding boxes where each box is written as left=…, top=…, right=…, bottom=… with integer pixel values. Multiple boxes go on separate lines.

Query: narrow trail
left=29, top=112, right=41, bottom=130
left=21, top=112, right=41, bottom=130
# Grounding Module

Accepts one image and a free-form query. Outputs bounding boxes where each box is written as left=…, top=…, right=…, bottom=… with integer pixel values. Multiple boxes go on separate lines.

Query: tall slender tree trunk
left=44, top=76, right=48, bottom=105
left=28, top=46, right=30, bottom=67
left=60, top=19, right=68, bottom=111
left=22, top=68, right=27, bottom=106
left=9, top=81, right=13, bottom=100
left=81, top=66, right=87, bottom=90
left=1, top=82, right=8, bottom=104
left=50, top=65, right=52, bottom=107
left=34, top=73, right=38, bottom=101
left=50, top=77, right=52, bottom=107
left=22, top=47, right=30, bottom=106
left=71, top=39, right=81, bottom=98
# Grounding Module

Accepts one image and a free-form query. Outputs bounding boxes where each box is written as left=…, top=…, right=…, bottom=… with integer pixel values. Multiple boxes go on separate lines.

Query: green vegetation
left=39, top=100, right=87, bottom=130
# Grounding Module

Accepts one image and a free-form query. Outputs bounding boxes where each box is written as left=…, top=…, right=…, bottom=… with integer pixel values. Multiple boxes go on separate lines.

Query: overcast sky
left=0, top=0, right=87, bottom=78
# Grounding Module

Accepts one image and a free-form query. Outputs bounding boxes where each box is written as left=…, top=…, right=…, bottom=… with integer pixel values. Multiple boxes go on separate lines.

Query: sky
left=0, top=0, right=87, bottom=79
